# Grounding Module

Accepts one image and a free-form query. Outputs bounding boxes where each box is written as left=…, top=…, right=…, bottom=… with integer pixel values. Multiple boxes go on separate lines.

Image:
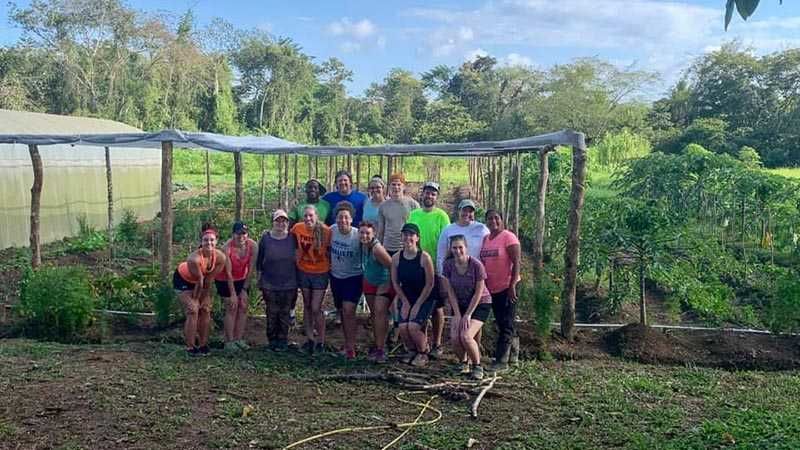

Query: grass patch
left=1, top=339, right=799, bottom=449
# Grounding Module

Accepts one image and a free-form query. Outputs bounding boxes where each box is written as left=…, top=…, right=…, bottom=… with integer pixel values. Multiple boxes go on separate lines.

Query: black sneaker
left=198, top=345, right=210, bottom=356
left=302, top=340, right=315, bottom=354
left=186, top=347, right=200, bottom=357
left=314, top=342, right=326, bottom=354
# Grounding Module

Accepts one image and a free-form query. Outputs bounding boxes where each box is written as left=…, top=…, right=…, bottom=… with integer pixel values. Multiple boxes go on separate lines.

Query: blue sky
left=2, top=0, right=800, bottom=98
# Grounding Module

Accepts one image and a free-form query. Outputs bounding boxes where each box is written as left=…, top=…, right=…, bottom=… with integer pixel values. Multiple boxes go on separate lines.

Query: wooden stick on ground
left=471, top=373, right=499, bottom=418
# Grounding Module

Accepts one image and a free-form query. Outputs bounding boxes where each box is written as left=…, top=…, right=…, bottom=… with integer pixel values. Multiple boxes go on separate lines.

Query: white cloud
left=501, top=53, right=534, bottom=68
left=406, top=0, right=800, bottom=96
left=327, top=18, right=376, bottom=39
left=465, top=48, right=489, bottom=61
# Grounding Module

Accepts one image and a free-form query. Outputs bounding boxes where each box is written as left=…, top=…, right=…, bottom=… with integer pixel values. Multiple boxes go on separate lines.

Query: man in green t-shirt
left=289, top=179, right=331, bottom=225
left=408, top=181, right=450, bottom=357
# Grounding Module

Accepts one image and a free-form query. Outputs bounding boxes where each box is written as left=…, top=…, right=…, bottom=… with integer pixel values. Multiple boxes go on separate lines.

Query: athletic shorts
left=172, top=270, right=195, bottom=292
left=297, top=270, right=329, bottom=290
left=331, top=275, right=363, bottom=308
left=362, top=278, right=395, bottom=297
left=215, top=279, right=246, bottom=298
left=400, top=298, right=435, bottom=325
left=458, top=302, right=492, bottom=323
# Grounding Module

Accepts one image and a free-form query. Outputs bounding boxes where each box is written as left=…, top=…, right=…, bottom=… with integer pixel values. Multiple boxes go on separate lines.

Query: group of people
left=172, top=169, right=521, bottom=379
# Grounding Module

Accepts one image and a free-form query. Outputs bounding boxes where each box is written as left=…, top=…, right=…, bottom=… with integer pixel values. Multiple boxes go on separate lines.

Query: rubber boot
left=509, top=336, right=520, bottom=365
left=490, top=345, right=511, bottom=373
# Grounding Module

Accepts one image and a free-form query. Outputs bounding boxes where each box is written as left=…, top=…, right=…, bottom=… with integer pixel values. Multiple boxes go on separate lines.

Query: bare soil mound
left=606, top=323, right=800, bottom=370
left=606, top=323, right=692, bottom=365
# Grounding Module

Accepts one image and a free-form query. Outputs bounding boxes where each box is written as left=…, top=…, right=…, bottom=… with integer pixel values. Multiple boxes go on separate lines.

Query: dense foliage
left=18, top=266, right=96, bottom=340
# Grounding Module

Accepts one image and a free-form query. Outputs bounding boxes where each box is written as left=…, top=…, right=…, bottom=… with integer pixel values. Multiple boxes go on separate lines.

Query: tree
left=367, top=69, right=426, bottom=144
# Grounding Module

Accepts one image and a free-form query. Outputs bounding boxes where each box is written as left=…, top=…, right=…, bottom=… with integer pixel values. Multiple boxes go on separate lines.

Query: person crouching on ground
left=480, top=209, right=521, bottom=372
left=391, top=223, right=435, bottom=367
left=173, top=224, right=231, bottom=356
left=215, top=221, right=258, bottom=352
left=330, top=201, right=364, bottom=359
left=442, top=235, right=492, bottom=380
left=257, top=209, right=298, bottom=352
left=359, top=220, right=393, bottom=363
left=291, top=205, right=332, bottom=354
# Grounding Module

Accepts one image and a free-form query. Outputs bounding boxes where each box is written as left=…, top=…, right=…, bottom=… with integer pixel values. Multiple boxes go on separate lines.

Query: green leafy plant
left=764, top=273, right=800, bottom=333
left=18, top=266, right=96, bottom=341
left=116, top=209, right=140, bottom=244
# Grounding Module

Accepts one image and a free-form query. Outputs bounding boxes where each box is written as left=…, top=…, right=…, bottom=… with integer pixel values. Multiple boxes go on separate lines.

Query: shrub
left=531, top=274, right=560, bottom=338
left=153, top=283, right=177, bottom=328
left=764, top=274, right=800, bottom=333
left=19, top=266, right=96, bottom=341
left=116, top=209, right=140, bottom=244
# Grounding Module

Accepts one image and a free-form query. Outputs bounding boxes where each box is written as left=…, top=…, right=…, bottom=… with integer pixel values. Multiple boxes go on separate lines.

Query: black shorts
left=431, top=275, right=446, bottom=309
left=400, top=297, right=435, bottom=325
left=172, top=270, right=195, bottom=292
left=215, top=279, right=246, bottom=298
left=330, top=275, right=363, bottom=309
left=458, top=302, right=492, bottom=322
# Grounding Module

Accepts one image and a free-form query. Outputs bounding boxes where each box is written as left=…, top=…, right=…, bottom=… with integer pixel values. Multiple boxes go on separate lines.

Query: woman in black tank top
left=391, top=223, right=435, bottom=367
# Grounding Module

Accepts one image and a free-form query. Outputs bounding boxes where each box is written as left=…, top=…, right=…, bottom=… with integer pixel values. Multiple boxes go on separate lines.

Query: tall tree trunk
left=561, top=140, right=587, bottom=342
left=234, top=152, right=243, bottom=221
left=206, top=150, right=212, bottom=210
left=28, top=144, right=43, bottom=269
left=513, top=152, right=521, bottom=236
left=533, top=149, right=551, bottom=282
left=159, top=141, right=174, bottom=283
left=639, top=262, right=647, bottom=326
left=104, top=147, right=114, bottom=260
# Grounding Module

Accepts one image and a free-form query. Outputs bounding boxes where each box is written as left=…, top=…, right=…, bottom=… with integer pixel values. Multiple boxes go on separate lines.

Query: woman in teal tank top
left=359, top=221, right=393, bottom=363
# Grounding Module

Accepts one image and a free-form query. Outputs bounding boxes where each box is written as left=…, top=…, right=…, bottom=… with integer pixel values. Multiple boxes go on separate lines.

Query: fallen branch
left=471, top=374, right=499, bottom=418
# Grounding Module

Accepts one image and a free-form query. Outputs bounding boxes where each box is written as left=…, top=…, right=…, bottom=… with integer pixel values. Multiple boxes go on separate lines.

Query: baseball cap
left=422, top=181, right=440, bottom=192
left=272, top=209, right=289, bottom=221
left=232, top=221, right=249, bottom=234
left=458, top=199, right=477, bottom=210
left=400, top=223, right=420, bottom=236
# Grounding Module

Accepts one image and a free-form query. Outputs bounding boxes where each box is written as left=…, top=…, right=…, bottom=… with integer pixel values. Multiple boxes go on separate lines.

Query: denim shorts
left=297, top=270, right=329, bottom=290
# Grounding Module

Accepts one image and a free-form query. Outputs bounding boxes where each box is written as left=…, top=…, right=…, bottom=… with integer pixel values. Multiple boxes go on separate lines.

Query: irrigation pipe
left=549, top=322, right=799, bottom=336
left=5, top=304, right=794, bottom=337
left=283, top=392, right=441, bottom=450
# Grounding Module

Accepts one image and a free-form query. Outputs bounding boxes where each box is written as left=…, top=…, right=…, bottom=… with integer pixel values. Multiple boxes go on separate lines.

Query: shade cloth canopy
left=0, top=129, right=585, bottom=156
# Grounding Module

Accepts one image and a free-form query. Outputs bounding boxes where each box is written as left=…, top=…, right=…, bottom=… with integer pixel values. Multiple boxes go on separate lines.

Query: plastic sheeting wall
left=0, top=143, right=161, bottom=249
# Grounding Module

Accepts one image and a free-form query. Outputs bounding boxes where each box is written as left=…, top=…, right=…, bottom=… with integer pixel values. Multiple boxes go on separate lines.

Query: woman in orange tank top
left=173, top=224, right=231, bottom=356
left=214, top=221, right=258, bottom=352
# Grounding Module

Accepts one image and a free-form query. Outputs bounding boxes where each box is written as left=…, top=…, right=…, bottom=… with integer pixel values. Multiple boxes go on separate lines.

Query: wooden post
left=159, top=141, right=174, bottom=283
left=561, top=138, right=587, bottom=342
left=532, top=148, right=552, bottom=282
left=307, top=155, right=312, bottom=180
left=639, top=263, right=647, bottom=326
left=367, top=155, right=372, bottom=179
left=234, top=152, right=243, bottom=221
left=387, top=156, right=394, bottom=177
left=314, top=156, right=319, bottom=179
left=205, top=150, right=212, bottom=210
left=293, top=154, right=299, bottom=205
left=104, top=146, right=114, bottom=260
left=355, top=155, right=361, bottom=189
left=513, top=151, right=522, bottom=236
left=260, top=154, right=266, bottom=209
left=283, top=153, right=289, bottom=210
left=28, top=144, right=43, bottom=269
left=378, top=155, right=384, bottom=180
left=328, top=156, right=334, bottom=191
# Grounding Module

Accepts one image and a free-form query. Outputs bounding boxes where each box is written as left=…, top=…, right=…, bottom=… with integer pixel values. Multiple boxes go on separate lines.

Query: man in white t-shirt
left=436, top=199, right=490, bottom=273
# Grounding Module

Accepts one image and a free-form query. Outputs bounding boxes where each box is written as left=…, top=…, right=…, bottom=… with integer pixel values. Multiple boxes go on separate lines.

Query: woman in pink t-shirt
left=479, top=209, right=521, bottom=372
